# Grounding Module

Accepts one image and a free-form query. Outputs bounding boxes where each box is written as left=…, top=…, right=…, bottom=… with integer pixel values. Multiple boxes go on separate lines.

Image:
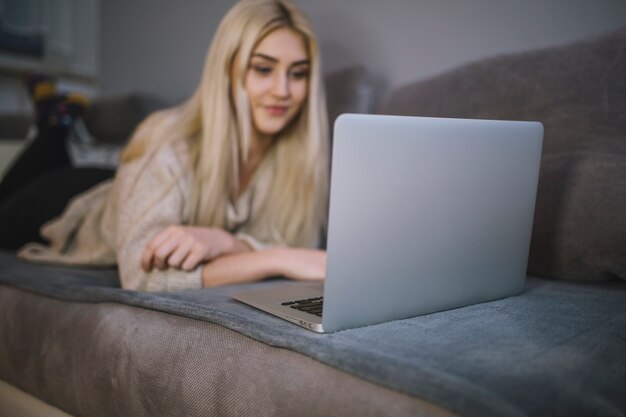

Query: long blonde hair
left=120, top=0, right=329, bottom=248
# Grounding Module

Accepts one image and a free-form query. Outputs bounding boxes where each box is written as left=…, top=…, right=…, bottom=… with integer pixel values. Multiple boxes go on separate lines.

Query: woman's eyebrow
left=252, top=53, right=310, bottom=66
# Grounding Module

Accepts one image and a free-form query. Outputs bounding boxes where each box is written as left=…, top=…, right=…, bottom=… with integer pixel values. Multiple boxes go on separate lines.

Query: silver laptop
left=233, top=114, right=544, bottom=333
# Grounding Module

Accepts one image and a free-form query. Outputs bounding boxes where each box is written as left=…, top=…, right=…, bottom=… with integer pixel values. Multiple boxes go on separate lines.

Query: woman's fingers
left=148, top=226, right=174, bottom=250
left=142, top=228, right=178, bottom=271
left=142, top=228, right=170, bottom=272
left=141, top=226, right=240, bottom=273
left=167, top=239, right=194, bottom=269
left=152, top=236, right=183, bottom=270
left=141, top=244, right=154, bottom=272
left=182, top=245, right=205, bottom=271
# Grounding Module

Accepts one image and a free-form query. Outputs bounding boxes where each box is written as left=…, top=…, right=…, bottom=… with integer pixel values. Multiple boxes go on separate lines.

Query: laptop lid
left=321, top=114, right=543, bottom=332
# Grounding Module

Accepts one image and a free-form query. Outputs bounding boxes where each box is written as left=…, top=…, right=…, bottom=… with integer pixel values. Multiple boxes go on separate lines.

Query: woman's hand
left=274, top=248, right=327, bottom=281
left=141, top=226, right=249, bottom=272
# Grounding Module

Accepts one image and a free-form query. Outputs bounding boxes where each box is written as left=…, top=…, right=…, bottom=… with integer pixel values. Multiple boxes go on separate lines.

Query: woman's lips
left=265, top=105, right=288, bottom=116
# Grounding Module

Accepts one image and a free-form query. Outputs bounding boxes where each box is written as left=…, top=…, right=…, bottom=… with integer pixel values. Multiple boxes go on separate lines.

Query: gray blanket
left=1, top=251, right=624, bottom=417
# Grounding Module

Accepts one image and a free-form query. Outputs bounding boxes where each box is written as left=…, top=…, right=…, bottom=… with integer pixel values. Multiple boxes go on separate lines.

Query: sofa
left=1, top=27, right=625, bottom=417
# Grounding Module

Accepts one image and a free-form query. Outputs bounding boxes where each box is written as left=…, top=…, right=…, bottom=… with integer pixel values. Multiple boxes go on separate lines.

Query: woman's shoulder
left=111, top=140, right=193, bottom=206
left=124, top=138, right=192, bottom=178
left=154, top=139, right=193, bottom=173
left=120, top=105, right=192, bottom=167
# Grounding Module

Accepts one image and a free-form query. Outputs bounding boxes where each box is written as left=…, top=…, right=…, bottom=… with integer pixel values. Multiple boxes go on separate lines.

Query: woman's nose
left=272, top=72, right=290, bottom=98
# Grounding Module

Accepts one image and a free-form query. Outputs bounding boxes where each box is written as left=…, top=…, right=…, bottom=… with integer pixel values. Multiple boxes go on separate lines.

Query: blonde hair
left=120, top=0, right=329, bottom=248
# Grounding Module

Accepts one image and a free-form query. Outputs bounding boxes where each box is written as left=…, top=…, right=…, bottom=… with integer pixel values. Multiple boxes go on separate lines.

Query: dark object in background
left=0, top=73, right=109, bottom=250
left=0, top=166, right=114, bottom=250
left=0, top=124, right=71, bottom=204
left=0, top=26, right=44, bottom=58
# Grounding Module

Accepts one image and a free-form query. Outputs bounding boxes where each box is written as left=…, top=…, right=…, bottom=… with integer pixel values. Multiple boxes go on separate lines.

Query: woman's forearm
left=201, top=249, right=282, bottom=287
left=201, top=248, right=326, bottom=288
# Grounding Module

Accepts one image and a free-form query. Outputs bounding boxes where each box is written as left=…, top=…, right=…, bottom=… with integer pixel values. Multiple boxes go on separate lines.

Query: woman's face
left=243, top=27, right=310, bottom=139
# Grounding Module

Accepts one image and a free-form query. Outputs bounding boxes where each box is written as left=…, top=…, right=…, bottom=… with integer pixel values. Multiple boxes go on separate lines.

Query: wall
left=100, top=0, right=232, bottom=103
left=0, top=0, right=100, bottom=113
left=302, top=0, right=626, bottom=90
left=84, top=1, right=626, bottom=103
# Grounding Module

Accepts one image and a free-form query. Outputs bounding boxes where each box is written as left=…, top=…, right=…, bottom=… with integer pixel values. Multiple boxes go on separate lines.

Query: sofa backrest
left=378, top=27, right=626, bottom=282
left=82, top=94, right=170, bottom=145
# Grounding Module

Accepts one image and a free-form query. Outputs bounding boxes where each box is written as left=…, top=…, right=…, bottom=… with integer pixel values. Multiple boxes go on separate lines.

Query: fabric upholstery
left=378, top=26, right=626, bottom=282
left=0, top=285, right=455, bottom=417
left=1, top=252, right=625, bottom=417
left=324, top=65, right=378, bottom=128
left=529, top=152, right=626, bottom=280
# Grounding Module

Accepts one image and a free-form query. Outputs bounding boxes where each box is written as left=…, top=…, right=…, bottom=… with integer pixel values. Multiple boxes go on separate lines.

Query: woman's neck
left=248, top=130, right=273, bottom=164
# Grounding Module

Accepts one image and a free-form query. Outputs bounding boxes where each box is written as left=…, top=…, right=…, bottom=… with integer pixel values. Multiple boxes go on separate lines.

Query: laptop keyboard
left=281, top=296, right=324, bottom=317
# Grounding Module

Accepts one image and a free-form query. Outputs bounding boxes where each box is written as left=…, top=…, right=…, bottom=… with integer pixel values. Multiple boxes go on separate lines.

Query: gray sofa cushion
left=83, top=93, right=170, bottom=145
left=529, top=152, right=625, bottom=280
left=378, top=27, right=626, bottom=282
left=324, top=65, right=377, bottom=128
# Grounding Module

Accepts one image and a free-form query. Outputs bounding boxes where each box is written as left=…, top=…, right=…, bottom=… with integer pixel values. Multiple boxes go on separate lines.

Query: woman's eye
left=290, top=69, right=309, bottom=79
left=252, top=66, right=272, bottom=75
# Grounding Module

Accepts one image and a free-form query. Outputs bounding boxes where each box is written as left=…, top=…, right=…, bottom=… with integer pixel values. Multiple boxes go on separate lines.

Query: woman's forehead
left=251, top=27, right=309, bottom=63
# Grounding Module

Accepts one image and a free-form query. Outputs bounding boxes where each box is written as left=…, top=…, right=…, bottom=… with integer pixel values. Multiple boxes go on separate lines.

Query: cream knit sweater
left=19, top=140, right=272, bottom=292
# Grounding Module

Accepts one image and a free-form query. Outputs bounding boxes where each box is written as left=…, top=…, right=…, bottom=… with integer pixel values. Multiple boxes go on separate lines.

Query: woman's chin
left=255, top=121, right=288, bottom=137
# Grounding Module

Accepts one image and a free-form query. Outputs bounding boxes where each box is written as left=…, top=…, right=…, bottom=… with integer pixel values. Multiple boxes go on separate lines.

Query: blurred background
left=2, top=0, right=626, bottom=110
left=1, top=0, right=626, bottom=171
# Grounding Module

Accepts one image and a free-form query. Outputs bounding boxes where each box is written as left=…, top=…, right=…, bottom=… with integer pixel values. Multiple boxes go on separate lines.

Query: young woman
left=16, top=0, right=329, bottom=291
